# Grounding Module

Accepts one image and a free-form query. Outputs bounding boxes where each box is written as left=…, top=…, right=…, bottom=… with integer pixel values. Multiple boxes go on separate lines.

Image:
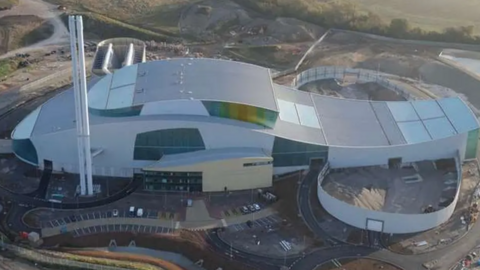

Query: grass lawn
left=350, top=0, right=480, bottom=33
left=0, top=0, right=18, bottom=9
left=45, top=0, right=194, bottom=36
left=0, top=59, right=18, bottom=78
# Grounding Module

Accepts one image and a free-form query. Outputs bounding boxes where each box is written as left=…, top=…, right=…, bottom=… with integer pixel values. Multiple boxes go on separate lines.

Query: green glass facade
left=465, top=128, right=479, bottom=160
left=272, top=137, right=328, bottom=167
left=89, top=105, right=143, bottom=117
left=133, top=128, right=205, bottom=160
left=202, top=101, right=278, bottom=128
left=12, top=139, right=38, bottom=165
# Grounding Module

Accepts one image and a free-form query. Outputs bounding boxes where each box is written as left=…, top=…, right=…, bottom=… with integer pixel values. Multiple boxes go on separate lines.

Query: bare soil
left=384, top=161, right=480, bottom=255
left=0, top=15, right=53, bottom=53
left=59, top=249, right=185, bottom=270
left=43, top=230, right=252, bottom=270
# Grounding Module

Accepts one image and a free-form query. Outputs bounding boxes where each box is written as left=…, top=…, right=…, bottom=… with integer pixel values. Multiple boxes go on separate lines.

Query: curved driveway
left=296, top=167, right=479, bottom=270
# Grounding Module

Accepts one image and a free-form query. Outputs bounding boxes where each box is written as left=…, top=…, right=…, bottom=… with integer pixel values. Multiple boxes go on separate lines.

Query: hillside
left=351, top=0, right=480, bottom=33
left=0, top=15, right=53, bottom=53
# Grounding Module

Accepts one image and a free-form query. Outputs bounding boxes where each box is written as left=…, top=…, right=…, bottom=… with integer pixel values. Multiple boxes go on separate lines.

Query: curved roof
left=269, top=84, right=479, bottom=146
left=14, top=58, right=480, bottom=148
left=88, top=58, right=277, bottom=111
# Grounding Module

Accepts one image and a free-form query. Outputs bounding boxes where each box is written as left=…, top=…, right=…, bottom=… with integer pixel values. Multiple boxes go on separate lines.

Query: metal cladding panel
left=397, top=121, right=432, bottom=144
left=411, top=100, right=444, bottom=120
left=202, top=101, right=278, bottom=128
left=370, top=102, right=406, bottom=145
left=110, top=64, right=138, bottom=88
left=423, top=117, right=457, bottom=140
left=295, top=104, right=320, bottom=129
left=88, top=74, right=112, bottom=110
left=438, top=97, right=479, bottom=133
left=132, top=59, right=277, bottom=111
left=313, top=96, right=389, bottom=146
left=106, top=84, right=136, bottom=109
left=273, top=84, right=314, bottom=106
left=12, top=106, right=42, bottom=139
left=266, top=119, right=327, bottom=145
left=277, top=99, right=300, bottom=124
left=140, top=100, right=209, bottom=116
left=387, top=102, right=419, bottom=122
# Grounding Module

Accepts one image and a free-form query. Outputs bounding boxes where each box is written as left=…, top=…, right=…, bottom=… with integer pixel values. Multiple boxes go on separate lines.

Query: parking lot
left=71, top=224, right=174, bottom=238
left=227, top=215, right=283, bottom=232
left=41, top=208, right=176, bottom=229
left=222, top=202, right=271, bottom=218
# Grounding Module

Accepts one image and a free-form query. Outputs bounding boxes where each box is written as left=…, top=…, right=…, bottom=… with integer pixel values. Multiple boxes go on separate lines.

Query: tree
left=388, top=18, right=410, bottom=38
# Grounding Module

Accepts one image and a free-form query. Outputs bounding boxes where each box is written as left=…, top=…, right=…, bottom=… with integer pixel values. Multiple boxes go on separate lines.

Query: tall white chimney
left=69, top=15, right=93, bottom=196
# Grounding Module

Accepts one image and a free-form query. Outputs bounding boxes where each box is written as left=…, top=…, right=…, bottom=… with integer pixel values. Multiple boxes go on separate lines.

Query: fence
left=0, top=243, right=128, bottom=270
left=293, top=66, right=419, bottom=100
left=317, top=153, right=463, bottom=234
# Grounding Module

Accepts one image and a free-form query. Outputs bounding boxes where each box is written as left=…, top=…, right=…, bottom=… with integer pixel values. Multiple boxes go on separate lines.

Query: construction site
left=322, top=160, right=458, bottom=214
left=0, top=0, right=479, bottom=270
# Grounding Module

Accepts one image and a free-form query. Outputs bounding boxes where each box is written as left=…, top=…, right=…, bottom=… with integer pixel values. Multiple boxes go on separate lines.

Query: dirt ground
left=322, top=161, right=453, bottom=214
left=315, top=258, right=401, bottom=270
left=43, top=230, right=252, bottom=270
left=384, top=161, right=480, bottom=254
left=299, top=79, right=406, bottom=101
left=57, top=249, right=185, bottom=270
left=303, top=31, right=480, bottom=112
left=0, top=15, right=52, bottom=54
left=0, top=251, right=49, bottom=270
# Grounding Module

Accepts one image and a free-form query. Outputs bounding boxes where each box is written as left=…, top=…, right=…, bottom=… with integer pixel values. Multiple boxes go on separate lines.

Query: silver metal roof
left=88, top=58, right=278, bottom=111
left=15, top=59, right=479, bottom=149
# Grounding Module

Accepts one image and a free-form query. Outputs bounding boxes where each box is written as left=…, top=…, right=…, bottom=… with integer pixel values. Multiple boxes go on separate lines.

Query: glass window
left=12, top=139, right=38, bottom=165
left=272, top=137, right=328, bottom=167
left=133, top=128, right=205, bottom=160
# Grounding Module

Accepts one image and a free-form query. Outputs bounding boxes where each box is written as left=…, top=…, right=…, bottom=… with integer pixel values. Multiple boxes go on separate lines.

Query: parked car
left=69, top=215, right=77, bottom=222
left=253, top=203, right=261, bottom=211
left=241, top=206, right=250, bottom=214
left=248, top=205, right=256, bottom=212
left=112, top=209, right=119, bottom=217
left=136, top=208, right=144, bottom=217
left=129, top=206, right=135, bottom=217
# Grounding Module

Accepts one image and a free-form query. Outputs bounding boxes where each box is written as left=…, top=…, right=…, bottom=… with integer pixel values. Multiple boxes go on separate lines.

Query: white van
left=136, top=208, right=143, bottom=217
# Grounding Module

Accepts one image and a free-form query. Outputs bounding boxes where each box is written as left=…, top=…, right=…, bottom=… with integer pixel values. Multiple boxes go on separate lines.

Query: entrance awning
left=143, top=147, right=271, bottom=171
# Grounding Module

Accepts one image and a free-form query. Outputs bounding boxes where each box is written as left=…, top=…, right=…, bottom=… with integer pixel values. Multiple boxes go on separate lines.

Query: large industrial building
left=11, top=58, right=479, bottom=195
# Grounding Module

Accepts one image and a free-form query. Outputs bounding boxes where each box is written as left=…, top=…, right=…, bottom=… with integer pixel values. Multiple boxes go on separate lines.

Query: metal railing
left=0, top=243, right=128, bottom=270
left=293, top=66, right=420, bottom=100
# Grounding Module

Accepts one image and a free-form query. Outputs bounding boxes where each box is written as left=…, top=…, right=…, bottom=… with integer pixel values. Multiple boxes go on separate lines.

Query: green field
left=0, top=0, right=18, bottom=9
left=352, top=0, right=480, bottom=33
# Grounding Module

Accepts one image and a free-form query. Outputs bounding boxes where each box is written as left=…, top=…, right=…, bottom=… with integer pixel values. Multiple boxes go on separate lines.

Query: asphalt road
left=295, top=164, right=480, bottom=270
left=205, top=229, right=297, bottom=270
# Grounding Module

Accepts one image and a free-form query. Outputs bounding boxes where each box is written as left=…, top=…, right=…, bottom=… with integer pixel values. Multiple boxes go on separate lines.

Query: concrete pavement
left=0, top=139, right=12, bottom=153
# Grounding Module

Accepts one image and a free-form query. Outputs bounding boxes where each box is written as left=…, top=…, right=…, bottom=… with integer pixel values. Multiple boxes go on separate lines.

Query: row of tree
left=234, top=0, right=480, bottom=44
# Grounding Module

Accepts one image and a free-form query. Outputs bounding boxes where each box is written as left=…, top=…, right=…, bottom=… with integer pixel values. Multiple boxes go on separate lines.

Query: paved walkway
left=40, top=208, right=277, bottom=237
left=0, top=139, right=12, bottom=154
